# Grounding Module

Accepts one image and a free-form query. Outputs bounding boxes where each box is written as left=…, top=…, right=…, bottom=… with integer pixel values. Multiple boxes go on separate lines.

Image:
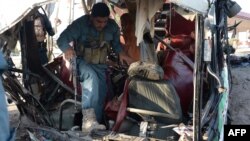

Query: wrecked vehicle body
left=0, top=0, right=241, bottom=140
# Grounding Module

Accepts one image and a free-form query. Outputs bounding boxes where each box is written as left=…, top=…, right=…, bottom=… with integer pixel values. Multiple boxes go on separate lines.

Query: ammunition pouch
left=81, top=43, right=109, bottom=64
left=76, top=31, right=110, bottom=64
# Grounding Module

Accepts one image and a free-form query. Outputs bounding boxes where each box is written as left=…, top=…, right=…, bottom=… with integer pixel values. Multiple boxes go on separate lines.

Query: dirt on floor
left=8, top=104, right=37, bottom=141
left=228, top=65, right=250, bottom=124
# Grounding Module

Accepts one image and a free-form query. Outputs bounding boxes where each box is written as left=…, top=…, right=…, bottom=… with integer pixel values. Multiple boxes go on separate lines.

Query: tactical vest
left=78, top=31, right=110, bottom=64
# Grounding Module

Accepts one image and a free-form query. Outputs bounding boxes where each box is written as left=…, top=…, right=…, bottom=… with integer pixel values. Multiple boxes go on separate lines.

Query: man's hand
left=119, top=51, right=134, bottom=66
left=64, top=47, right=76, bottom=61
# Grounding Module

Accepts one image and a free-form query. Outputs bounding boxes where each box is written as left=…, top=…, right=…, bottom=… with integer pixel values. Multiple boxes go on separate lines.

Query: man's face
left=91, top=16, right=108, bottom=31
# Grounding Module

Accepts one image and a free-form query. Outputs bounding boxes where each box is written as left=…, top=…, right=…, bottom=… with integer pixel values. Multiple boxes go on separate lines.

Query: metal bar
left=154, top=34, right=194, bottom=70
left=193, top=13, right=204, bottom=141
left=127, top=107, right=180, bottom=120
left=59, top=99, right=81, bottom=130
left=42, top=65, right=74, bottom=94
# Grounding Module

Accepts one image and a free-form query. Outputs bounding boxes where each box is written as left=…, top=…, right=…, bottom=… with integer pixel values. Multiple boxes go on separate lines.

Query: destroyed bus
left=0, top=0, right=241, bottom=140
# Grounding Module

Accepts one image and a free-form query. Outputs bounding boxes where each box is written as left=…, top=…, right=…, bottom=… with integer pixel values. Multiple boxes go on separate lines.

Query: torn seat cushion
left=128, top=61, right=164, bottom=81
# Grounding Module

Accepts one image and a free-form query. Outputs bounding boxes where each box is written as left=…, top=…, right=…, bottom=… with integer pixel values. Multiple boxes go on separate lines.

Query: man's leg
left=90, top=64, right=107, bottom=122
left=0, top=80, right=11, bottom=141
left=78, top=60, right=106, bottom=132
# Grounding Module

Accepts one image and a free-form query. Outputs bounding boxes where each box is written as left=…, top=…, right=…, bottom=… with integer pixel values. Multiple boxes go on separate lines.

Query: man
left=34, top=10, right=55, bottom=65
left=0, top=51, right=15, bottom=141
left=57, top=2, right=133, bottom=132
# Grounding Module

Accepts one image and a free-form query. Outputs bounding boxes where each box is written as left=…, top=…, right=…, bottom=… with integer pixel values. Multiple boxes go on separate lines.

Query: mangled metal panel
left=170, top=0, right=209, bottom=14
left=0, top=0, right=55, bottom=34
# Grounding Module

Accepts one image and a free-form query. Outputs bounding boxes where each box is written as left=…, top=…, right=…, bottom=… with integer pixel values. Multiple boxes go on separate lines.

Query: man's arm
left=0, top=52, right=8, bottom=73
left=57, top=19, right=83, bottom=60
left=57, top=17, right=83, bottom=53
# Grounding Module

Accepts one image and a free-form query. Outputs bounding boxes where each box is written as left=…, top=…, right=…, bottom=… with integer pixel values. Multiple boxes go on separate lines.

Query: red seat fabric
left=160, top=51, right=193, bottom=114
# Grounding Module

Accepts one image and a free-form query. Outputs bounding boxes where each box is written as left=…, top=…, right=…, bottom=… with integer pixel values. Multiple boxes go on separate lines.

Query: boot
left=82, top=108, right=106, bottom=133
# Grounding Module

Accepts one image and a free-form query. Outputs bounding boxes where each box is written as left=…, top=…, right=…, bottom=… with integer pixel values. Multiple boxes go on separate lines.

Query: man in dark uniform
left=57, top=2, right=133, bottom=132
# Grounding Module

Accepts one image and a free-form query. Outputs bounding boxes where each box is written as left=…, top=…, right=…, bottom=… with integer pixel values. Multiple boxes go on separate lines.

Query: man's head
left=91, top=3, right=110, bottom=31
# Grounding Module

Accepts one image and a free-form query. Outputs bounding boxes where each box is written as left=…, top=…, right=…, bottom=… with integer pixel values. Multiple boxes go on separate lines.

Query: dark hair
left=91, top=3, right=110, bottom=17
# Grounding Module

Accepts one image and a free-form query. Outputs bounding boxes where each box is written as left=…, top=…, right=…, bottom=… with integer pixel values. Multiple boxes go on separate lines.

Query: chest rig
left=78, top=31, right=110, bottom=64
